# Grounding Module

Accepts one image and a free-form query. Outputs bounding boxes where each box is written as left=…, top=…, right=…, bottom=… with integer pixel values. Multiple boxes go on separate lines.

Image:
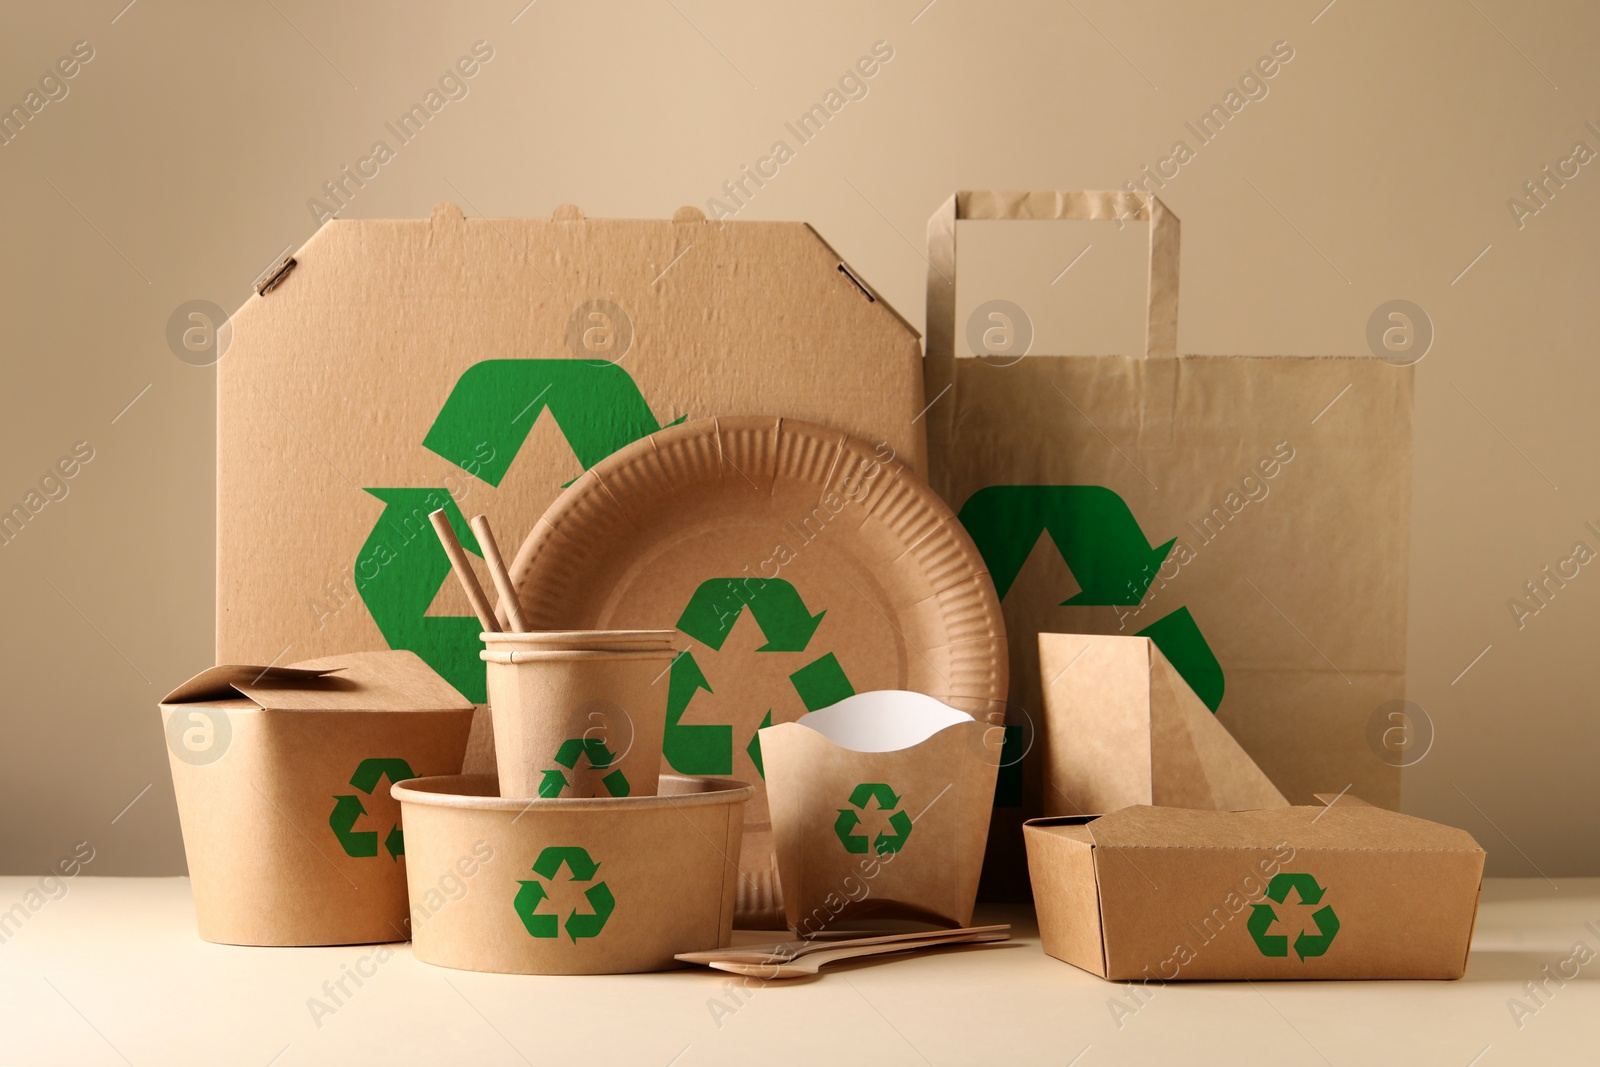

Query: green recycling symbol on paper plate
left=539, top=738, right=630, bottom=798
left=1248, top=872, right=1341, bottom=960
left=835, top=783, right=914, bottom=855
left=329, top=758, right=416, bottom=861
left=665, top=577, right=855, bottom=780
left=514, top=846, right=615, bottom=942
left=354, top=359, right=682, bottom=705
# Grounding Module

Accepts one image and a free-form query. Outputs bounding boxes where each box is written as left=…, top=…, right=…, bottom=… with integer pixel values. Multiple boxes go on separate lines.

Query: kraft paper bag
left=763, top=691, right=1003, bottom=932
left=923, top=191, right=1413, bottom=892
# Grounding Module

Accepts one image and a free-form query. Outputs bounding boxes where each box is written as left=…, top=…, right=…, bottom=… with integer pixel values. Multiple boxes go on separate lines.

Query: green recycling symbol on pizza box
left=354, top=359, right=682, bottom=704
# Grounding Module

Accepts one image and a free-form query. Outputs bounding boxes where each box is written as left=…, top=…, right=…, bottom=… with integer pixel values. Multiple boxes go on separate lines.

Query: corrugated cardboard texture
left=1038, top=633, right=1286, bottom=815
left=396, top=774, right=748, bottom=974
left=763, top=719, right=1001, bottom=931
left=216, top=203, right=925, bottom=735
left=507, top=416, right=1007, bottom=926
left=160, top=651, right=475, bottom=946
left=1026, top=803, right=1485, bottom=981
left=924, top=191, right=1412, bottom=899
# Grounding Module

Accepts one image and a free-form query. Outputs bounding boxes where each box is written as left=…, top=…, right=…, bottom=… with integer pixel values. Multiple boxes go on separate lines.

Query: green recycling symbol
left=329, top=758, right=416, bottom=861
left=1248, top=872, right=1341, bottom=960
left=514, top=846, right=615, bottom=942
left=834, top=783, right=914, bottom=855
left=958, top=486, right=1224, bottom=712
left=355, top=359, right=680, bottom=703
left=666, top=577, right=855, bottom=779
left=539, top=738, right=630, bottom=798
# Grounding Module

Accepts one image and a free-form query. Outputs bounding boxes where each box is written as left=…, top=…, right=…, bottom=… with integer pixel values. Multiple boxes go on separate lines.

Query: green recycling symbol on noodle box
left=666, top=577, right=855, bottom=779
left=329, top=758, right=416, bottom=861
left=353, top=359, right=682, bottom=705
left=514, top=846, right=615, bottom=942
left=1248, top=873, right=1341, bottom=960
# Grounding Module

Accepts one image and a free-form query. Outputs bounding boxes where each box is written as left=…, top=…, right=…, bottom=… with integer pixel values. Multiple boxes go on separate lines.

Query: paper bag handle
left=924, top=190, right=1180, bottom=361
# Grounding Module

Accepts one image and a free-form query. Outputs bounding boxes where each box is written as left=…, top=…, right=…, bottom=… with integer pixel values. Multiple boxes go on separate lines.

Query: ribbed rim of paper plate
left=505, top=416, right=1008, bottom=713
left=392, top=773, right=753, bottom=810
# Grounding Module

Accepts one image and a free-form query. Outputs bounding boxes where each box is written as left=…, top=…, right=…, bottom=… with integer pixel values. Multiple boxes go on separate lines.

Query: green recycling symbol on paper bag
left=665, top=577, right=855, bottom=780
left=958, top=485, right=1225, bottom=712
left=835, top=783, right=914, bottom=856
left=514, top=846, right=615, bottom=942
left=539, top=738, right=630, bottom=798
left=329, top=758, right=416, bottom=861
left=1248, top=872, right=1341, bottom=960
left=354, top=359, right=681, bottom=704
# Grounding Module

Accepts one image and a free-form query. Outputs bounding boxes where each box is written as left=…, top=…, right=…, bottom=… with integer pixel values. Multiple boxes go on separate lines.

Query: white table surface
left=0, top=876, right=1592, bottom=1066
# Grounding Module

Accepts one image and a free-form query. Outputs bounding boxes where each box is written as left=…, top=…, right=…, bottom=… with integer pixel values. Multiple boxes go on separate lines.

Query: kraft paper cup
left=480, top=646, right=675, bottom=800
left=481, top=630, right=676, bottom=654
left=394, top=773, right=751, bottom=974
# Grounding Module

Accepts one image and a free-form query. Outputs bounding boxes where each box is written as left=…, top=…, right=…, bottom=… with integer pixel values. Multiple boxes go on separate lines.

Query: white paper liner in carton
left=763, top=691, right=1003, bottom=932
left=158, top=650, right=475, bottom=946
left=394, top=773, right=751, bottom=974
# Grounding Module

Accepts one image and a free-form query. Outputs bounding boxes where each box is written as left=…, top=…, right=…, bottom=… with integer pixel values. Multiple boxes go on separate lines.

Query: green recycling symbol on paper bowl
left=1248, top=873, right=1341, bottom=961
left=539, top=737, right=630, bottom=798
left=354, top=357, right=682, bottom=705
left=665, top=577, right=856, bottom=780
left=514, top=846, right=615, bottom=942
left=835, top=783, right=914, bottom=856
left=329, top=758, right=416, bottom=861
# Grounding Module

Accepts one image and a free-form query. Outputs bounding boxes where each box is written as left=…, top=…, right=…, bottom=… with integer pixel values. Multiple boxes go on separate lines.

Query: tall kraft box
left=217, top=202, right=926, bottom=775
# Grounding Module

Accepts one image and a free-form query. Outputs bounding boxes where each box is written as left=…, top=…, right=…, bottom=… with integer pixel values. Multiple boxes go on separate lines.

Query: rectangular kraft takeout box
left=924, top=190, right=1413, bottom=893
left=216, top=202, right=926, bottom=774
left=1023, top=798, right=1486, bottom=981
left=763, top=692, right=1003, bottom=932
left=1037, top=632, right=1287, bottom=816
left=159, top=650, right=475, bottom=946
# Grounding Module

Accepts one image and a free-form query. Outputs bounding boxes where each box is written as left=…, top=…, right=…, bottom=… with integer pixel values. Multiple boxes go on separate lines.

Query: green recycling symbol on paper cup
left=1248, top=872, right=1341, bottom=960
left=834, top=782, right=914, bottom=856
left=539, top=737, right=630, bottom=798
left=514, top=846, right=615, bottom=942
left=329, top=758, right=416, bottom=861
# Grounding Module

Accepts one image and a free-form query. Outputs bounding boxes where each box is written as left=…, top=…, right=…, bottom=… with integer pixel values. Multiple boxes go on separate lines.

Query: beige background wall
left=1, top=0, right=1594, bottom=878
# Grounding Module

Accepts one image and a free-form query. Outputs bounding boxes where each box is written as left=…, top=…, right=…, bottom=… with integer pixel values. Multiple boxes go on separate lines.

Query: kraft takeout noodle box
left=159, top=650, right=474, bottom=946
left=1037, top=633, right=1288, bottom=816
left=392, top=773, right=751, bottom=974
left=763, top=691, right=1002, bottom=933
left=1023, top=798, right=1486, bottom=981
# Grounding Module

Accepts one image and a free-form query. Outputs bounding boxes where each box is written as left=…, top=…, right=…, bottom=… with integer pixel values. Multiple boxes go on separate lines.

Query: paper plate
left=508, top=416, right=1007, bottom=927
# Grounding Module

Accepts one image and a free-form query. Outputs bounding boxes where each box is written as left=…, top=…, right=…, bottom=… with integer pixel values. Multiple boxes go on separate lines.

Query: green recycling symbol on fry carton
left=539, top=738, right=630, bottom=798
left=329, top=758, right=416, bottom=861
left=834, top=783, right=914, bottom=856
left=1248, top=872, right=1341, bottom=960
left=514, top=846, right=615, bottom=942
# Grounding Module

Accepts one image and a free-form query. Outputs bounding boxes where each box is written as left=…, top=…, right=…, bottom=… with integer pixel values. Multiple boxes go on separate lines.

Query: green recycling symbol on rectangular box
left=329, top=758, right=415, bottom=861
left=514, top=846, right=615, bottom=942
left=355, top=359, right=680, bottom=704
left=835, top=782, right=914, bottom=855
left=1248, top=872, right=1341, bottom=960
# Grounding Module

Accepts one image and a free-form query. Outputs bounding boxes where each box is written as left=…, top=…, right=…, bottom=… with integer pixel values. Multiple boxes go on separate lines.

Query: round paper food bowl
left=481, top=630, right=677, bottom=653
left=393, top=773, right=751, bottom=974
